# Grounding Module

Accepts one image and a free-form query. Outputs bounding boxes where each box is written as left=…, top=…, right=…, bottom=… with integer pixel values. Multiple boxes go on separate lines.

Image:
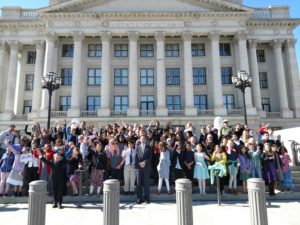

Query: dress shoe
left=52, top=203, right=58, bottom=208
left=145, top=200, right=150, bottom=204
left=59, top=204, right=64, bottom=209
left=136, top=199, right=143, bottom=204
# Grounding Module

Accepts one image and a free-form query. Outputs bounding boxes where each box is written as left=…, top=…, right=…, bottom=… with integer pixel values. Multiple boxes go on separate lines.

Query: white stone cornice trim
left=128, top=31, right=139, bottom=41
left=286, top=38, right=297, bottom=48
left=208, top=30, right=219, bottom=41
left=71, top=31, right=85, bottom=42
left=0, top=22, right=45, bottom=31
left=248, top=39, right=257, bottom=49
left=270, top=39, right=284, bottom=48
left=182, top=31, right=193, bottom=41
left=100, top=31, right=111, bottom=41
left=247, top=19, right=300, bottom=29
left=154, top=31, right=166, bottom=41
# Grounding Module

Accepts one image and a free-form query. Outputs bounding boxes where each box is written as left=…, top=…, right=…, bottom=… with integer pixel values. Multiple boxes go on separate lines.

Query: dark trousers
left=111, top=168, right=121, bottom=180
left=268, top=180, right=275, bottom=195
left=185, top=168, right=194, bottom=182
left=52, top=179, right=64, bottom=204
left=24, top=167, right=39, bottom=194
left=136, top=169, right=150, bottom=202
left=174, top=169, right=185, bottom=180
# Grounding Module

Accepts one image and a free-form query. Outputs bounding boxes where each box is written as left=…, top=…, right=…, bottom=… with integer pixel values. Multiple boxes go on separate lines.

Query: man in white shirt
left=121, top=140, right=136, bottom=195
left=0, top=124, right=15, bottom=158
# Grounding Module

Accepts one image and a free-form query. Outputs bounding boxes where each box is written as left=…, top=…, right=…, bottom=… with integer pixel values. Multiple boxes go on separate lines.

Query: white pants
left=228, top=165, right=238, bottom=189
left=123, top=165, right=136, bottom=192
left=158, top=178, right=170, bottom=193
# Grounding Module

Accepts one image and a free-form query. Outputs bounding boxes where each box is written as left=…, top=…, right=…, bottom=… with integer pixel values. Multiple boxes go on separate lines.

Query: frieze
left=107, top=21, right=185, bottom=28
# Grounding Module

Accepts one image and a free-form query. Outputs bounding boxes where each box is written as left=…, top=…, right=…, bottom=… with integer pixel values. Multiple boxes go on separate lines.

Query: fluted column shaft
left=0, top=42, right=7, bottom=113
left=127, top=32, right=139, bottom=116
left=103, top=179, right=120, bottom=225
left=248, top=40, right=262, bottom=111
left=182, top=32, right=197, bottom=116
left=176, top=179, right=193, bottom=225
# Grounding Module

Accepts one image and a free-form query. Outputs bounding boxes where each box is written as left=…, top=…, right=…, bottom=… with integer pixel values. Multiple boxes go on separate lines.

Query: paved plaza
left=1, top=201, right=300, bottom=225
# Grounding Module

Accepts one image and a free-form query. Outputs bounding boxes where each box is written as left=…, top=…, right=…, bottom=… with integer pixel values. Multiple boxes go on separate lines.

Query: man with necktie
left=121, top=140, right=136, bottom=195
left=135, top=135, right=152, bottom=204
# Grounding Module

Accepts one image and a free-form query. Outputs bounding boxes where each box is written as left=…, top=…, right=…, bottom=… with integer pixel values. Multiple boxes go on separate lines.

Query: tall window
left=114, top=68, right=128, bottom=86
left=262, top=98, right=270, bottom=112
left=140, top=68, right=154, bottom=86
left=221, top=67, right=232, bottom=84
left=140, top=44, right=154, bottom=57
left=27, top=51, right=36, bottom=64
left=165, top=44, right=179, bottom=57
left=87, top=96, right=101, bottom=111
left=25, top=74, right=34, bottom=91
left=61, top=68, right=72, bottom=86
left=223, top=95, right=235, bottom=109
left=59, top=96, right=71, bottom=111
left=256, top=50, right=265, bottom=62
left=259, top=72, right=268, bottom=88
left=193, top=67, right=206, bottom=85
left=192, top=43, right=205, bottom=56
left=62, top=44, right=74, bottom=57
left=166, top=68, right=180, bottom=85
left=88, top=68, right=101, bottom=86
left=114, top=96, right=128, bottom=111
left=166, top=95, right=181, bottom=110
left=23, top=100, right=32, bottom=114
left=194, top=95, right=207, bottom=110
left=88, top=44, right=102, bottom=57
left=114, top=44, right=128, bottom=57
left=219, top=43, right=231, bottom=56
left=140, top=96, right=155, bottom=115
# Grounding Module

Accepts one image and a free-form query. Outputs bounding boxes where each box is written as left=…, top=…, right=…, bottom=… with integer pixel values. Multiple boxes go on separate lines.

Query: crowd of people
left=0, top=119, right=295, bottom=208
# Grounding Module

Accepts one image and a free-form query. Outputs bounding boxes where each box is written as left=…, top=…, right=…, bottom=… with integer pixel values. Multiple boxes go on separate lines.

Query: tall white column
left=28, top=41, right=45, bottom=119
left=1, top=41, right=20, bottom=120
left=235, top=31, right=257, bottom=115
left=182, top=32, right=197, bottom=116
left=68, top=32, right=84, bottom=117
left=127, top=31, right=139, bottom=116
left=209, top=31, right=227, bottom=116
left=285, top=39, right=300, bottom=118
left=98, top=32, right=111, bottom=117
left=0, top=41, right=8, bottom=113
left=155, top=31, right=168, bottom=116
left=271, top=39, right=293, bottom=118
left=40, top=33, right=57, bottom=117
left=248, top=39, right=264, bottom=116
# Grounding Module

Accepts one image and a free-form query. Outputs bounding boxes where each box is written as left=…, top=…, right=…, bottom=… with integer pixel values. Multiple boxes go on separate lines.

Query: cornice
left=0, top=21, right=45, bottom=30
left=247, top=19, right=300, bottom=29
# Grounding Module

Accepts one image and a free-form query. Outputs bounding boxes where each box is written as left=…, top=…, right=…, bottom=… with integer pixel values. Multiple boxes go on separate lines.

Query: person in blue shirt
left=0, top=146, right=15, bottom=197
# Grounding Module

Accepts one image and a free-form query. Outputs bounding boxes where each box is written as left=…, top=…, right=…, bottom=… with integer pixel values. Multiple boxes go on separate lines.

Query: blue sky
left=0, top=0, right=299, bottom=72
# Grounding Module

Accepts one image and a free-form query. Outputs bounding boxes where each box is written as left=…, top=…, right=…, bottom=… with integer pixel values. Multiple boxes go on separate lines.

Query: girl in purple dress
left=279, top=146, right=294, bottom=192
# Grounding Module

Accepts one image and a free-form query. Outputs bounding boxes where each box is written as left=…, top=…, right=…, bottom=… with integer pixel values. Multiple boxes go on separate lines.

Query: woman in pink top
left=279, top=146, right=294, bottom=192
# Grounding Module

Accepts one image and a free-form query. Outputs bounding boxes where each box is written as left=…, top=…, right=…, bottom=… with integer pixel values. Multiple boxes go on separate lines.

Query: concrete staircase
left=291, top=166, right=300, bottom=192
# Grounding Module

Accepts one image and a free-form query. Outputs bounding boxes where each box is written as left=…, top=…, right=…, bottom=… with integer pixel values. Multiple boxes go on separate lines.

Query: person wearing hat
left=0, top=125, right=16, bottom=159
left=220, top=120, right=233, bottom=139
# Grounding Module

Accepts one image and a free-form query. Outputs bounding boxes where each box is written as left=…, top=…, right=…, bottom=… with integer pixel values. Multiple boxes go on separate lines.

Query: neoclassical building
left=0, top=0, right=300, bottom=129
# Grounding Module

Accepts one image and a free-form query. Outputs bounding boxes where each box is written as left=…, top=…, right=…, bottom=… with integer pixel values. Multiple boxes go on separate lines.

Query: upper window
left=114, top=68, right=128, bottom=86
left=256, top=50, right=265, bottom=62
left=140, top=44, right=154, bottom=57
left=114, top=44, right=128, bottom=57
left=165, top=44, right=179, bottom=57
left=62, top=44, right=74, bottom=57
left=87, top=68, right=101, bottom=86
left=140, top=68, right=154, bottom=86
left=114, top=96, right=128, bottom=111
left=193, top=67, right=206, bottom=85
left=59, top=96, right=71, bottom=111
left=88, top=44, right=102, bottom=57
left=194, top=95, right=207, bottom=110
left=140, top=96, right=155, bottom=115
left=221, top=67, right=233, bottom=84
left=61, top=68, right=72, bottom=86
left=166, top=68, right=180, bottom=85
left=27, top=51, right=36, bottom=64
left=219, top=43, right=231, bottom=56
left=87, top=96, right=101, bottom=111
left=192, top=44, right=205, bottom=57
left=223, top=95, right=235, bottom=109
left=25, top=74, right=34, bottom=91
left=23, top=100, right=32, bottom=114
left=259, top=72, right=268, bottom=89
left=262, top=98, right=270, bottom=112
left=166, top=95, right=181, bottom=110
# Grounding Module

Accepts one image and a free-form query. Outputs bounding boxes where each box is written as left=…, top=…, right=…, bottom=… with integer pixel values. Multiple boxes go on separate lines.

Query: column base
left=184, top=107, right=197, bottom=116
left=39, top=108, right=48, bottom=118
left=27, top=112, right=39, bottom=120
left=293, top=108, right=300, bottom=118
left=97, top=108, right=111, bottom=117
left=67, top=108, right=80, bottom=118
left=0, top=111, right=14, bottom=121
left=156, top=107, right=168, bottom=116
left=127, top=108, right=139, bottom=117
left=282, top=109, right=294, bottom=118
left=214, top=107, right=227, bottom=116
left=246, top=107, right=257, bottom=116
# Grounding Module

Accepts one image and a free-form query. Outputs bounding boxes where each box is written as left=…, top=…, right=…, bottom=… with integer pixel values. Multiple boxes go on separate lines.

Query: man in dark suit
left=135, top=135, right=152, bottom=204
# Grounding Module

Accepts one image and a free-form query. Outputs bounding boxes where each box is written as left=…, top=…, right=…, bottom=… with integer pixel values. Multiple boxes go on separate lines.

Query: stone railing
left=80, top=111, right=97, bottom=117
left=0, top=7, right=38, bottom=20
left=111, top=110, right=127, bottom=116
left=197, top=110, right=214, bottom=116
left=140, top=110, right=156, bottom=116
left=253, top=8, right=272, bottom=18
left=14, top=114, right=28, bottom=121
left=252, top=6, right=290, bottom=19
left=227, top=109, right=244, bottom=116
left=21, top=9, right=38, bottom=18
left=51, top=111, right=67, bottom=117
left=265, top=112, right=282, bottom=118
left=168, top=110, right=184, bottom=116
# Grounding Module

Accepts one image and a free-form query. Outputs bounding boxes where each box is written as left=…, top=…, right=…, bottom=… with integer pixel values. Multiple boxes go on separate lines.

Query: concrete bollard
left=247, top=178, right=268, bottom=225
left=175, top=179, right=193, bottom=225
left=27, top=180, right=47, bottom=225
left=103, top=179, right=120, bottom=225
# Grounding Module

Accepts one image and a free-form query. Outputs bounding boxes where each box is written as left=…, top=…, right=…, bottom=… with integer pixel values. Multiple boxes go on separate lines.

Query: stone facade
left=0, top=0, right=300, bottom=130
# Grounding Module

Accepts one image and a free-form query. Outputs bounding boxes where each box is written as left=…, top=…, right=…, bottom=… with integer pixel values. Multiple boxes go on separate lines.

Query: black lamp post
left=41, top=72, right=61, bottom=130
left=231, top=70, right=252, bottom=125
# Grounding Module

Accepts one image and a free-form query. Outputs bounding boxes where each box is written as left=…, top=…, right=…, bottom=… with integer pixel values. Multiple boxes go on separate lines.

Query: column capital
left=0, top=40, right=7, bottom=51
left=128, top=31, right=139, bottom=41
left=71, top=31, right=85, bottom=42
left=182, top=31, right=193, bottom=42
left=154, top=31, right=165, bottom=41
left=43, top=32, right=58, bottom=42
left=208, top=30, right=219, bottom=41
left=34, top=40, right=45, bottom=51
left=8, top=40, right=21, bottom=51
left=270, top=39, right=284, bottom=49
left=248, top=39, right=258, bottom=49
left=100, top=31, right=111, bottom=42
left=234, top=30, right=248, bottom=42
left=286, top=38, right=297, bottom=48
